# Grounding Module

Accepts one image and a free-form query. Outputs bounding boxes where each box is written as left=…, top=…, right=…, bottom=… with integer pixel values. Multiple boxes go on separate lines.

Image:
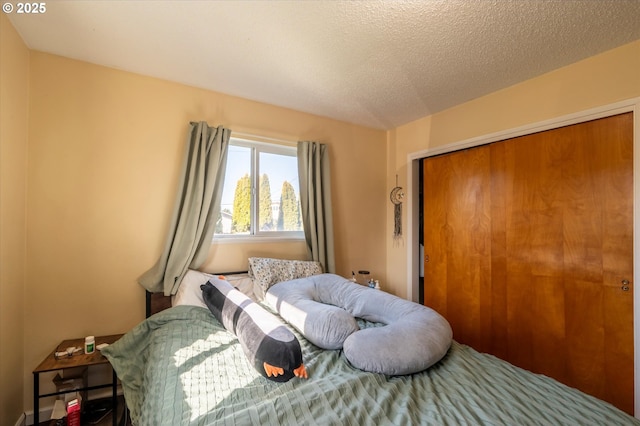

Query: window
left=215, top=138, right=304, bottom=239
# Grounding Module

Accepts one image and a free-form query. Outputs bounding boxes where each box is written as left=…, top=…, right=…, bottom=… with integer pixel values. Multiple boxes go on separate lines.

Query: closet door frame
left=406, top=97, right=640, bottom=417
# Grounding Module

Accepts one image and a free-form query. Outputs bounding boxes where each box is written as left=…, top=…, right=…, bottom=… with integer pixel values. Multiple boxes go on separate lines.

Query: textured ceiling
left=8, top=0, right=640, bottom=130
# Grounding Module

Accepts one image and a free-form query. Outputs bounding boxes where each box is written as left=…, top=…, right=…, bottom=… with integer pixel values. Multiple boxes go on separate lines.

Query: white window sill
left=212, top=235, right=305, bottom=244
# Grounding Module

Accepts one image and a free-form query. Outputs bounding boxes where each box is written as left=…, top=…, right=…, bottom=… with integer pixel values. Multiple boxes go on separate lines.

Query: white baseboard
left=13, top=412, right=25, bottom=426
left=24, top=406, right=52, bottom=426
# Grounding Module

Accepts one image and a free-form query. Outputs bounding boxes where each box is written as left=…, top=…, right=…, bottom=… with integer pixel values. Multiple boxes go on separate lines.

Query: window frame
left=213, top=137, right=305, bottom=242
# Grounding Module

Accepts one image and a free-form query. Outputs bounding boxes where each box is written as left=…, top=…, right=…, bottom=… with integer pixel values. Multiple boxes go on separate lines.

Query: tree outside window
left=215, top=139, right=303, bottom=239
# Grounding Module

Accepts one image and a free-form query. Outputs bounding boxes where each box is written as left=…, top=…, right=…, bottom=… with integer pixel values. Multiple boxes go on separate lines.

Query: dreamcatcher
left=390, top=175, right=404, bottom=243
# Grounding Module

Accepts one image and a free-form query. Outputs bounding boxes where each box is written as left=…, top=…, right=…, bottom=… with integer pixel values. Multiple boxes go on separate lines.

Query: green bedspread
left=103, top=305, right=638, bottom=425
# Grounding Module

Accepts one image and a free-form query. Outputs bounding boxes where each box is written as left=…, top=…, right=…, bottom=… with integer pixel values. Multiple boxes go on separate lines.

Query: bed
left=103, top=264, right=639, bottom=426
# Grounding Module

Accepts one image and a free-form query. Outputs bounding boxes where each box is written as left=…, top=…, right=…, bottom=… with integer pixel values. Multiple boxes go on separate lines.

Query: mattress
left=102, top=305, right=638, bottom=425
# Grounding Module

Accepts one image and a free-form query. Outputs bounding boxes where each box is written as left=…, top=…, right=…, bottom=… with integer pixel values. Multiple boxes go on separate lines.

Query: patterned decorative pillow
left=248, top=257, right=323, bottom=299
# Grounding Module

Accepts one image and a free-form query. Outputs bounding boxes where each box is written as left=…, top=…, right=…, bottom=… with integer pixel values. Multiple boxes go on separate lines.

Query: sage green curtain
left=297, top=141, right=335, bottom=273
left=139, top=122, right=231, bottom=295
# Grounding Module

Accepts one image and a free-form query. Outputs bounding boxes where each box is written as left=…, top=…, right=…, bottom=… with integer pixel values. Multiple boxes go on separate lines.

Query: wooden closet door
left=423, top=146, right=493, bottom=353
left=423, top=112, right=633, bottom=414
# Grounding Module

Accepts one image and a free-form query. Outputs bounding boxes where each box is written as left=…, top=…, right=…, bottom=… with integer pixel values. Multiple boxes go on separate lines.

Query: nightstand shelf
left=33, top=334, right=123, bottom=426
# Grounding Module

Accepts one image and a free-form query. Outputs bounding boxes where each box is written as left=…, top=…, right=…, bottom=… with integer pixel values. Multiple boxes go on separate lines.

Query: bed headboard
left=146, top=291, right=172, bottom=317
left=145, top=270, right=249, bottom=317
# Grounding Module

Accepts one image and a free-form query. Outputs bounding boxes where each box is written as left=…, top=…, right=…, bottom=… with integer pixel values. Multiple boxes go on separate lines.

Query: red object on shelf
left=66, top=398, right=81, bottom=426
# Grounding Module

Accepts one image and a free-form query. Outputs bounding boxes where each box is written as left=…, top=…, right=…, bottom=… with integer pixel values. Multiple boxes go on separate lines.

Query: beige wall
left=0, top=13, right=29, bottom=426
left=23, top=52, right=386, bottom=414
left=385, top=40, right=640, bottom=299
left=202, top=240, right=308, bottom=272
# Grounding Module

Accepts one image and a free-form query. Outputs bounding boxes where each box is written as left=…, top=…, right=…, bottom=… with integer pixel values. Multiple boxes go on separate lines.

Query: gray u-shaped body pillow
left=265, top=273, right=452, bottom=375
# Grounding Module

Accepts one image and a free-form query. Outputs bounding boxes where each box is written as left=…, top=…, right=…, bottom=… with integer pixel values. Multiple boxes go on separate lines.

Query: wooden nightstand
left=32, top=334, right=123, bottom=426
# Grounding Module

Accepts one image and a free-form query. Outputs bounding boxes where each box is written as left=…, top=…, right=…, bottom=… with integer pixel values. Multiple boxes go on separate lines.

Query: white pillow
left=172, top=270, right=257, bottom=307
left=224, top=273, right=257, bottom=301
left=171, top=270, right=214, bottom=308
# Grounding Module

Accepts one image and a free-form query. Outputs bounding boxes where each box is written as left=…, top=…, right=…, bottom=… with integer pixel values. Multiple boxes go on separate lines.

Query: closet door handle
left=621, top=279, right=630, bottom=291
